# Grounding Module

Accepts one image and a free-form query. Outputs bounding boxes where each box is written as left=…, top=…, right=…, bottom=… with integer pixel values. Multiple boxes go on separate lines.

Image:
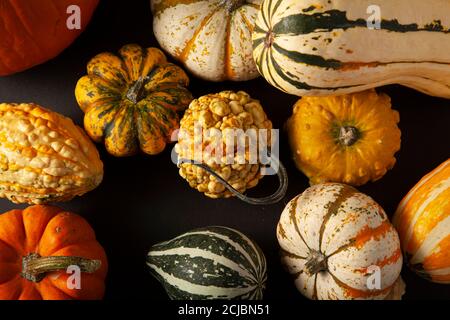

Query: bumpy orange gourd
left=0, top=103, right=103, bottom=204
left=175, top=91, right=272, bottom=199
left=393, top=159, right=450, bottom=283
left=286, top=90, right=401, bottom=186
left=0, top=205, right=108, bottom=300
left=0, top=0, right=99, bottom=76
left=75, top=44, right=193, bottom=157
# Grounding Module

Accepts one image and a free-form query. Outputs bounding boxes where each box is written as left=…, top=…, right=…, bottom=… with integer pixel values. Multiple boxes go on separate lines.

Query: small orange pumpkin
left=0, top=205, right=108, bottom=300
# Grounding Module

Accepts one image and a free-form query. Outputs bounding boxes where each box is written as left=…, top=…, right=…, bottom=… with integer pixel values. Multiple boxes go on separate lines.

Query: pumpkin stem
left=305, top=250, right=328, bottom=276
left=21, top=253, right=101, bottom=283
left=221, top=0, right=245, bottom=12
left=126, top=76, right=147, bottom=104
left=265, top=31, right=275, bottom=48
left=338, top=126, right=360, bottom=147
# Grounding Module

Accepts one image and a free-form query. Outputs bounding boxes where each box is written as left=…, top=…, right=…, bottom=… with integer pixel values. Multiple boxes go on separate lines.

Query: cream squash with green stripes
left=146, top=226, right=267, bottom=300
left=393, top=159, right=450, bottom=284
left=151, top=0, right=263, bottom=81
left=253, top=0, right=450, bottom=98
left=277, top=183, right=404, bottom=300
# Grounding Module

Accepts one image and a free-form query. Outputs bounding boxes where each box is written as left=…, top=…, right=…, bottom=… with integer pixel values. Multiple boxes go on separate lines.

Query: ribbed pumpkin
left=252, top=0, right=450, bottom=98
left=393, top=159, right=450, bottom=283
left=277, top=183, right=404, bottom=300
left=0, top=0, right=98, bottom=76
left=286, top=90, right=401, bottom=186
left=0, top=103, right=103, bottom=204
left=75, top=44, right=193, bottom=157
left=0, top=205, right=108, bottom=300
left=151, top=0, right=262, bottom=81
left=147, top=226, right=267, bottom=300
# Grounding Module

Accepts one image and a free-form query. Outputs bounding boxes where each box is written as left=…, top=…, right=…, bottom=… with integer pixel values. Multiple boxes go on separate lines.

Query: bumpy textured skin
left=75, top=44, right=193, bottom=157
left=0, top=0, right=99, bottom=76
left=286, top=90, right=401, bottom=186
left=0, top=103, right=103, bottom=204
left=277, top=183, right=404, bottom=300
left=0, top=205, right=108, bottom=300
left=253, top=0, right=450, bottom=98
left=175, top=91, right=272, bottom=198
left=151, top=0, right=263, bottom=81
left=393, top=159, right=450, bottom=283
left=147, top=226, right=267, bottom=300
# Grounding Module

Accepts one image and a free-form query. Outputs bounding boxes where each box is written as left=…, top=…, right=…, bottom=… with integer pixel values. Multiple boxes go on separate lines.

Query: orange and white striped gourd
left=150, top=0, right=262, bottom=82
left=393, top=159, right=450, bottom=283
left=277, top=183, right=404, bottom=300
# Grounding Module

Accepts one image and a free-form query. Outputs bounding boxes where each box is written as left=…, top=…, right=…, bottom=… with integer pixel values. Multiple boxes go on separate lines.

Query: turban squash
left=286, top=90, right=401, bottom=186
left=0, top=0, right=99, bottom=76
left=0, top=205, right=108, bottom=300
left=151, top=0, right=263, bottom=81
left=277, top=183, right=404, bottom=300
left=393, top=159, right=450, bottom=283
left=75, top=44, right=193, bottom=157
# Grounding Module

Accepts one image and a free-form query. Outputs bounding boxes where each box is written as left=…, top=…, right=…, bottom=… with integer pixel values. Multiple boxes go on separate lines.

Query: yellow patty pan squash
left=286, top=90, right=401, bottom=186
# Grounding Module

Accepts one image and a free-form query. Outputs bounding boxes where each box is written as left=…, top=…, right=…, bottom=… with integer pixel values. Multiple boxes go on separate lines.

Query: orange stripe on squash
left=429, top=274, right=450, bottom=283
left=354, top=248, right=402, bottom=274
left=423, top=234, right=450, bottom=271
left=224, top=17, right=235, bottom=79
left=395, top=160, right=450, bottom=245
left=333, top=274, right=395, bottom=299
left=354, top=220, right=393, bottom=249
left=406, top=192, right=450, bottom=254
left=178, top=9, right=220, bottom=63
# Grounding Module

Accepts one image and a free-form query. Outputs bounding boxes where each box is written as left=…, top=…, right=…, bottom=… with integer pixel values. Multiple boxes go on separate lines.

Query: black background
left=0, top=1, right=449, bottom=300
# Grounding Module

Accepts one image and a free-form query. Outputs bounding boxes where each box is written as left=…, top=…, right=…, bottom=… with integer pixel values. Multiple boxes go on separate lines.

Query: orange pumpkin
left=0, top=205, right=108, bottom=300
left=0, top=0, right=99, bottom=76
left=393, top=159, right=450, bottom=283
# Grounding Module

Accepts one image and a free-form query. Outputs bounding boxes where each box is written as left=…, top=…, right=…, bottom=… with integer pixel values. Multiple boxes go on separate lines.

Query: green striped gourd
left=277, top=183, right=404, bottom=300
left=146, top=226, right=267, bottom=300
left=253, top=0, right=450, bottom=98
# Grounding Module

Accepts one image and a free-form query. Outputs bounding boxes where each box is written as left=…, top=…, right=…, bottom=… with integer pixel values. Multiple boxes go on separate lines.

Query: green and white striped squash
left=151, top=0, right=263, bottom=82
left=146, top=226, right=267, bottom=300
left=253, top=0, right=450, bottom=98
left=277, top=183, right=405, bottom=300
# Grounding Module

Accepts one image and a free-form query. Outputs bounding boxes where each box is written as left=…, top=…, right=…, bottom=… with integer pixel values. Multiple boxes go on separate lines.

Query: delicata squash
left=253, top=0, right=450, bottom=98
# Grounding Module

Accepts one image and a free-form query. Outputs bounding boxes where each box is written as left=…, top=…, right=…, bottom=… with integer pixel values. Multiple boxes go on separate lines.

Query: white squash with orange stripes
left=277, top=183, right=404, bottom=300
left=151, top=0, right=262, bottom=82
left=393, top=159, right=450, bottom=284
